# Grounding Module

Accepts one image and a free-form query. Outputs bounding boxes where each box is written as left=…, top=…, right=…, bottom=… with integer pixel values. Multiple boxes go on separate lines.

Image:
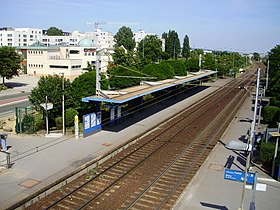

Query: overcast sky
left=1, top=0, right=279, bottom=53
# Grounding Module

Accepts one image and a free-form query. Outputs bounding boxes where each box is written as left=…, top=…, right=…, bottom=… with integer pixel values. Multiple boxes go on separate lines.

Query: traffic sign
left=40, top=103, right=53, bottom=110
left=224, top=169, right=255, bottom=184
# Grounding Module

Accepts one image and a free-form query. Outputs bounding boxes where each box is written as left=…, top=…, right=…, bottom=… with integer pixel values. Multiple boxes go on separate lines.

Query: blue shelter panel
left=83, top=112, right=102, bottom=137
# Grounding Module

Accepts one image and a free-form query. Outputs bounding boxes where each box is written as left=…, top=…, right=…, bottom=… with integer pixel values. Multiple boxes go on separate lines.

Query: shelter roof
left=82, top=70, right=217, bottom=104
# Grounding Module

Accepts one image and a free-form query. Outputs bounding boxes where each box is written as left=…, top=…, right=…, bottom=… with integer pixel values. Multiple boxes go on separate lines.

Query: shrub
left=263, top=106, right=280, bottom=126
left=34, top=112, right=45, bottom=131
left=0, top=84, right=8, bottom=91
left=55, top=116, right=63, bottom=130
left=65, top=108, right=78, bottom=127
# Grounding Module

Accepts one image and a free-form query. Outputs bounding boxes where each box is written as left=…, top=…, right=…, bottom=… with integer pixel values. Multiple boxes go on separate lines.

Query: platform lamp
left=59, top=72, right=65, bottom=135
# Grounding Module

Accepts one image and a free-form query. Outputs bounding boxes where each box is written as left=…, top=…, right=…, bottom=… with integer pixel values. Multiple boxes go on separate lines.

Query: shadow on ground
left=102, top=86, right=209, bottom=132
left=200, top=202, right=229, bottom=210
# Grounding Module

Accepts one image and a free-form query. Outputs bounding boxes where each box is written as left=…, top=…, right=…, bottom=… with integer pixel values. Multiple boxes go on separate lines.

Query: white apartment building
left=16, top=38, right=111, bottom=80
left=133, top=29, right=165, bottom=51
left=40, top=29, right=115, bottom=50
left=0, top=27, right=42, bottom=46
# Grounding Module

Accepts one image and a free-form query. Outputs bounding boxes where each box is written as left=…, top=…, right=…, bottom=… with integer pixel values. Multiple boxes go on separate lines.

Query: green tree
left=70, top=71, right=109, bottom=111
left=162, top=30, right=181, bottom=59
left=182, top=35, right=190, bottom=59
left=29, top=75, right=72, bottom=125
left=252, top=52, right=261, bottom=61
left=185, top=57, right=200, bottom=72
left=112, top=47, right=135, bottom=66
left=0, top=46, right=22, bottom=85
left=266, top=45, right=280, bottom=107
left=114, top=26, right=136, bottom=51
left=46, top=27, right=64, bottom=36
left=108, top=66, right=142, bottom=89
left=142, top=62, right=175, bottom=81
left=161, top=60, right=187, bottom=76
left=137, top=35, right=162, bottom=63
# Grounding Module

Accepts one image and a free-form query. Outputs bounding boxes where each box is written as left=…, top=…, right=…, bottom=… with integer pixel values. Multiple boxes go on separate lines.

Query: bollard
left=278, top=165, right=280, bottom=182
left=0, top=133, right=8, bottom=152
left=6, top=152, right=11, bottom=169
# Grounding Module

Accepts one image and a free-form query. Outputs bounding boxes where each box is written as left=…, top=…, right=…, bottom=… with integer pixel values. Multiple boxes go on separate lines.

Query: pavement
left=0, top=75, right=279, bottom=210
left=173, top=96, right=280, bottom=210
left=0, top=75, right=39, bottom=98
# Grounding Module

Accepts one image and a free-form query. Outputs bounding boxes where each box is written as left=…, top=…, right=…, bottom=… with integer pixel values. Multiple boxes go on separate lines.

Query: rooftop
left=82, top=70, right=217, bottom=104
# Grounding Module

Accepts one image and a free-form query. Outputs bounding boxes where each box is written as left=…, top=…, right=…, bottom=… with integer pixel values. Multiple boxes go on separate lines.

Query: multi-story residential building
left=39, top=29, right=115, bottom=50
left=16, top=38, right=111, bottom=80
left=0, top=27, right=43, bottom=46
left=133, top=29, right=165, bottom=51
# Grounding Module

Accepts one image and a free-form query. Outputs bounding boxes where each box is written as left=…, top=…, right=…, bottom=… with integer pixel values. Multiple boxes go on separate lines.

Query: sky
left=1, top=0, right=279, bottom=53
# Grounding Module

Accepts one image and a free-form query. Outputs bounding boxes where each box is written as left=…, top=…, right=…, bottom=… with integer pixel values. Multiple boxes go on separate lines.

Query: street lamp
left=225, top=140, right=253, bottom=210
left=59, top=72, right=65, bottom=135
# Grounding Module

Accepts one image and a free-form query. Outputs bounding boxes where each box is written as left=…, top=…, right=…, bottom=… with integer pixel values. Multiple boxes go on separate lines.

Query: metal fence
left=15, top=106, right=36, bottom=134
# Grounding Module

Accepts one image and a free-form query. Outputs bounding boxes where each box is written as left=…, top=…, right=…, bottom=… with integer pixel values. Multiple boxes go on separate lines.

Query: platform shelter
left=81, top=70, right=217, bottom=136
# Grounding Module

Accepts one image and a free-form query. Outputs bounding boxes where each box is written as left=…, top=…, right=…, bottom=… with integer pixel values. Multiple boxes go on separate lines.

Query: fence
left=15, top=106, right=36, bottom=134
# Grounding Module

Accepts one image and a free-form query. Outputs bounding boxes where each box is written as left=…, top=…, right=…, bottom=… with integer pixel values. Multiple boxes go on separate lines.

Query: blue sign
left=224, top=169, right=255, bottom=184
left=83, top=112, right=102, bottom=137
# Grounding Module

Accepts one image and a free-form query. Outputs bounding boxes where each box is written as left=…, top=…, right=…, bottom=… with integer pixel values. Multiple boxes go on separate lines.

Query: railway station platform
left=173, top=96, right=280, bottom=210
left=0, top=78, right=279, bottom=209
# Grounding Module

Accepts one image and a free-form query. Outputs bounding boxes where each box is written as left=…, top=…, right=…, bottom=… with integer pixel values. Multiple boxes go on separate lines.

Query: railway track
left=26, top=70, right=257, bottom=210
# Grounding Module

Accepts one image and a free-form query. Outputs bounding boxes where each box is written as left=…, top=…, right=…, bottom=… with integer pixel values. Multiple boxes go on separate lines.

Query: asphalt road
left=0, top=92, right=31, bottom=119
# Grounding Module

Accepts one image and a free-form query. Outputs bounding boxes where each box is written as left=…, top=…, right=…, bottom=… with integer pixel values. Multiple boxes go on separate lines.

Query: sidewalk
left=0, top=75, right=39, bottom=97
left=0, top=80, right=226, bottom=209
left=173, top=97, right=280, bottom=210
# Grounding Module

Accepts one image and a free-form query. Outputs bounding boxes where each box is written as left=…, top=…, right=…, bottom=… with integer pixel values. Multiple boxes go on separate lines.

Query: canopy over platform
left=82, top=70, right=217, bottom=104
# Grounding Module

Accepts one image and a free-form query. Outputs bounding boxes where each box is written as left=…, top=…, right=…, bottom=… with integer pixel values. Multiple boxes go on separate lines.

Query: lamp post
left=225, top=68, right=261, bottom=210
left=59, top=72, right=65, bottom=135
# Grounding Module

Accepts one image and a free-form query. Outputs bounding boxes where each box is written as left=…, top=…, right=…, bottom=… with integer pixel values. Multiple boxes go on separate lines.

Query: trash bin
left=0, top=134, right=8, bottom=151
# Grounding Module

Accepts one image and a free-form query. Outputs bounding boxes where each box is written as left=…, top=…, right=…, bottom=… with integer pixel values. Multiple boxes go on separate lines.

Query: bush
left=263, top=106, right=280, bottom=126
left=161, top=60, right=187, bottom=76
left=65, top=108, right=78, bottom=127
left=34, top=112, right=45, bottom=131
left=0, top=84, right=8, bottom=91
left=55, top=116, right=63, bottom=130
left=259, top=141, right=280, bottom=175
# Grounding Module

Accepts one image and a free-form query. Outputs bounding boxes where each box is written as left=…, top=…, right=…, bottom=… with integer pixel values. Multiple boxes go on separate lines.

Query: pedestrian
left=0, top=133, right=8, bottom=151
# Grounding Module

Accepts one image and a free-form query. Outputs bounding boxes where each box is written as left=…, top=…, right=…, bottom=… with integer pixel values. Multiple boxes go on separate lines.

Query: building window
left=23, top=39, right=27, bottom=42
left=70, top=50, right=79, bottom=54
left=49, top=65, right=68, bottom=69
left=30, top=35, right=33, bottom=38
left=8, top=43, right=12, bottom=46
left=23, top=35, right=27, bottom=38
left=7, top=34, right=12, bottom=37
left=7, top=39, right=12, bottom=41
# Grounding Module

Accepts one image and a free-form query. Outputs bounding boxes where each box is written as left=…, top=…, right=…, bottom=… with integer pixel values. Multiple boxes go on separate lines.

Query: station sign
left=224, top=169, right=255, bottom=184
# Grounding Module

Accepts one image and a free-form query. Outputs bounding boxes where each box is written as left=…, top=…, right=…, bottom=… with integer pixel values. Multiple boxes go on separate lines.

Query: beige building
left=17, top=38, right=112, bottom=80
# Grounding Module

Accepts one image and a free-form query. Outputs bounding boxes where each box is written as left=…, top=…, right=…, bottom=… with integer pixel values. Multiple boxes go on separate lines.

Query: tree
left=252, top=52, right=261, bottom=61
left=142, top=62, right=175, bottom=81
left=0, top=46, right=22, bottom=85
left=162, top=30, right=181, bottom=60
left=161, top=60, right=187, bottom=76
left=265, top=45, right=280, bottom=107
left=46, top=27, right=64, bottom=36
left=137, top=35, right=162, bottom=63
left=114, top=26, right=136, bottom=51
left=108, top=66, right=142, bottom=89
left=70, top=71, right=109, bottom=111
left=112, top=47, right=135, bottom=67
left=29, top=75, right=72, bottom=126
left=182, top=35, right=190, bottom=59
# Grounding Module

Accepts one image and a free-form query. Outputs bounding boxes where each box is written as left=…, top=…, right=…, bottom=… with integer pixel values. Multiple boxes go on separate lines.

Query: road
left=0, top=92, right=31, bottom=119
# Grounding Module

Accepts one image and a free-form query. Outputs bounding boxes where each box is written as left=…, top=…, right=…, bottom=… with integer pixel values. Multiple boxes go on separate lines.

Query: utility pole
left=45, top=96, right=49, bottom=135
left=62, top=73, right=65, bottom=135
left=265, top=60, right=269, bottom=96
left=239, top=68, right=260, bottom=210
